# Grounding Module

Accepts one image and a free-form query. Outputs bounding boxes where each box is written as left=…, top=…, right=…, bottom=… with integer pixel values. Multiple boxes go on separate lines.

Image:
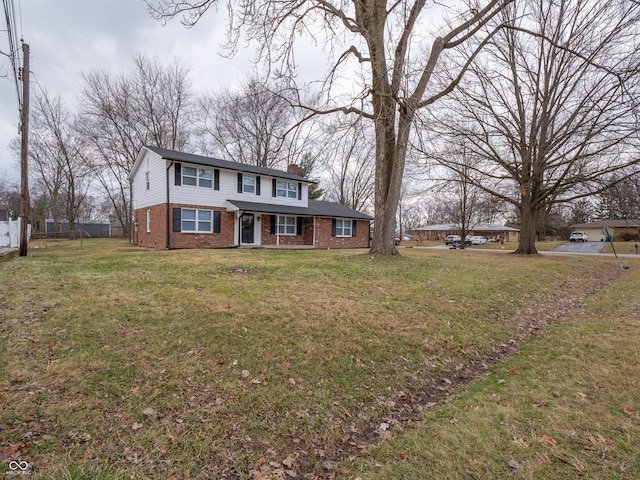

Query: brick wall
left=134, top=204, right=235, bottom=249
left=134, top=206, right=371, bottom=249
left=134, top=204, right=167, bottom=248
left=314, top=218, right=370, bottom=249
left=261, top=215, right=313, bottom=246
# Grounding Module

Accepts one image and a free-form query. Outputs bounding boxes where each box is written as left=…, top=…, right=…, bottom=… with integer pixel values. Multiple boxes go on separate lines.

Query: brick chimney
left=287, top=164, right=299, bottom=175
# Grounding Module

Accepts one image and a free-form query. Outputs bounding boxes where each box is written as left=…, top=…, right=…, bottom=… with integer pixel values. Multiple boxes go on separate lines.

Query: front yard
left=1, top=240, right=638, bottom=479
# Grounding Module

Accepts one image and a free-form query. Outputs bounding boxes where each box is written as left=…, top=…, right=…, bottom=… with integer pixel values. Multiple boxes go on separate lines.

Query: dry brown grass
left=0, top=239, right=636, bottom=479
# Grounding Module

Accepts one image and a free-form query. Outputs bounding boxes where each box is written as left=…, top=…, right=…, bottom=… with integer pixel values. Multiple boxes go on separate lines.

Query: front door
left=241, top=213, right=255, bottom=244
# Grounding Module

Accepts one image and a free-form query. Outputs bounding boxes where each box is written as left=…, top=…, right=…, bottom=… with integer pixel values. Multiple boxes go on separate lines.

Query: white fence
left=0, top=219, right=23, bottom=248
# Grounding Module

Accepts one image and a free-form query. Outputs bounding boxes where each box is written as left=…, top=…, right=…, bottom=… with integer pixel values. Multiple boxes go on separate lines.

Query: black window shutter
left=213, top=211, right=221, bottom=233
left=331, top=218, right=336, bottom=236
left=298, top=182, right=302, bottom=200
left=270, top=215, right=276, bottom=234
left=256, top=176, right=261, bottom=195
left=174, top=163, right=182, bottom=186
left=296, top=217, right=302, bottom=235
left=172, top=208, right=181, bottom=232
left=237, top=173, right=243, bottom=193
left=352, top=220, right=357, bottom=237
left=272, top=179, right=277, bottom=197
left=214, top=169, right=220, bottom=190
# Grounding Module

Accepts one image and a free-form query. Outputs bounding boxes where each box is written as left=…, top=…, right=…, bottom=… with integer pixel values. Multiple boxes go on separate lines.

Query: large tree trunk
left=368, top=98, right=413, bottom=256
left=515, top=195, right=538, bottom=254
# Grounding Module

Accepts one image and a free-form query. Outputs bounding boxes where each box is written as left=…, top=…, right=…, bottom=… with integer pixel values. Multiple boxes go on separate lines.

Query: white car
left=468, top=235, right=488, bottom=245
left=569, top=231, right=588, bottom=242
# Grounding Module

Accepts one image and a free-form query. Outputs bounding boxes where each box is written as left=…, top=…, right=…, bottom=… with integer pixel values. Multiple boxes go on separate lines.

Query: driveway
left=551, top=241, right=606, bottom=254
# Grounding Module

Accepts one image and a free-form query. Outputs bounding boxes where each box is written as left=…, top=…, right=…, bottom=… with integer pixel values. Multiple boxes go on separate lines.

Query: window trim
left=243, top=174, right=256, bottom=194
left=180, top=165, right=214, bottom=189
left=276, top=215, right=297, bottom=235
left=146, top=209, right=151, bottom=232
left=276, top=181, right=298, bottom=198
left=180, top=208, right=213, bottom=233
left=334, top=219, right=353, bottom=237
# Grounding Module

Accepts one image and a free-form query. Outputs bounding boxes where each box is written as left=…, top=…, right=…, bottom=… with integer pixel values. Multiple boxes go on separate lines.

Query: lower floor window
left=277, top=215, right=296, bottom=235
left=335, top=219, right=352, bottom=237
left=182, top=208, right=212, bottom=232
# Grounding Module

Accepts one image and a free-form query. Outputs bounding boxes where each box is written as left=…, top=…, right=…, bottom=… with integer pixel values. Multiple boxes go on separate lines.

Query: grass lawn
left=0, top=239, right=638, bottom=479
left=601, top=242, right=640, bottom=255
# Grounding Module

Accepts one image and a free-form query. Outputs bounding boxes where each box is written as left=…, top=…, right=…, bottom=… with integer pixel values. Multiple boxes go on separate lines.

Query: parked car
left=451, top=238, right=473, bottom=248
left=469, top=235, right=488, bottom=245
left=569, top=231, right=588, bottom=242
left=444, top=235, right=461, bottom=245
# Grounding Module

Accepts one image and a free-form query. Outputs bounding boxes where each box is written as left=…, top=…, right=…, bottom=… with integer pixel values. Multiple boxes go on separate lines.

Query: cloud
left=0, top=0, right=257, bottom=181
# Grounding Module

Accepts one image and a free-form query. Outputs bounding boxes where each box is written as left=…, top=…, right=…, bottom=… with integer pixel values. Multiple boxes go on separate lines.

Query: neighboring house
left=130, top=146, right=373, bottom=249
left=410, top=223, right=520, bottom=243
left=570, top=219, right=640, bottom=242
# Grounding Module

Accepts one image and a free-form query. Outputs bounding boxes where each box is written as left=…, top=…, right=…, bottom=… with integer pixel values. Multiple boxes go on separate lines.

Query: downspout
left=166, top=161, right=172, bottom=249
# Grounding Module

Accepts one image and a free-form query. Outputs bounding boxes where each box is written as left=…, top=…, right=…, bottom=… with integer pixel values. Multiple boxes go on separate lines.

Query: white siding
left=169, top=162, right=310, bottom=208
left=131, top=150, right=167, bottom=209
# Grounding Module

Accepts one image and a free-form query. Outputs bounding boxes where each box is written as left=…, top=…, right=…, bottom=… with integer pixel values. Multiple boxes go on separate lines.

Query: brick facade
left=134, top=204, right=235, bottom=249
left=314, top=218, right=370, bottom=249
left=134, top=208, right=370, bottom=250
left=134, top=204, right=167, bottom=248
left=261, top=215, right=314, bottom=246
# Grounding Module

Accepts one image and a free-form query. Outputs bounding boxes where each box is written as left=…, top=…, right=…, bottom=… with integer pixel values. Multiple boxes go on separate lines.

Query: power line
left=2, top=0, right=23, bottom=109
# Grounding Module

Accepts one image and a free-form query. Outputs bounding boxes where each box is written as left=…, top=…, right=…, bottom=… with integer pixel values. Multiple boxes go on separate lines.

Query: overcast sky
left=0, top=0, right=290, bottom=183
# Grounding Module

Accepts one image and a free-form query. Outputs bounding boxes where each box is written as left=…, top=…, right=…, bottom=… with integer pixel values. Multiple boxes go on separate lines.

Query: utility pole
left=19, top=42, right=30, bottom=257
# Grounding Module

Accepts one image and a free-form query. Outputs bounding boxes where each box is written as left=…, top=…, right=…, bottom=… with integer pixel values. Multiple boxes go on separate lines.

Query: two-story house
left=130, top=146, right=373, bottom=249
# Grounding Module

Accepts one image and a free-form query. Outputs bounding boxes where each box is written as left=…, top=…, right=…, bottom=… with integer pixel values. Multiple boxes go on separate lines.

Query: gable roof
left=137, top=146, right=310, bottom=183
left=226, top=199, right=373, bottom=220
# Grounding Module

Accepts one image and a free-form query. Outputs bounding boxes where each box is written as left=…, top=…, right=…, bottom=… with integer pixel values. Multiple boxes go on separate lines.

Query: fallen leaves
left=513, top=437, right=529, bottom=448
left=621, top=406, right=634, bottom=416
left=0, top=443, right=29, bottom=461
left=537, top=434, right=557, bottom=447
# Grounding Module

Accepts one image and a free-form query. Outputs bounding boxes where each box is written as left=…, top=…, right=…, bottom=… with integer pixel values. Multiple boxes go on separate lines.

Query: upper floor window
left=182, top=167, right=213, bottom=188
left=145, top=172, right=150, bottom=190
left=276, top=181, right=298, bottom=198
left=243, top=175, right=255, bottom=194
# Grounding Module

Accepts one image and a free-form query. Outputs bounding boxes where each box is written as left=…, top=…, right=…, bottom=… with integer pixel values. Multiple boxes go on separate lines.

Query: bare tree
left=147, top=0, right=513, bottom=256
left=595, top=171, right=640, bottom=220
left=21, top=91, right=91, bottom=238
left=297, top=152, right=324, bottom=200
left=322, top=118, right=375, bottom=212
left=198, top=77, right=315, bottom=169
left=79, top=54, right=195, bottom=240
left=427, top=0, right=640, bottom=254
left=0, top=177, right=20, bottom=219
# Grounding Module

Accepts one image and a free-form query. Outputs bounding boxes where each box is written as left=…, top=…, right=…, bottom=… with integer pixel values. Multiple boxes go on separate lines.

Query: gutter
left=166, top=161, right=172, bottom=249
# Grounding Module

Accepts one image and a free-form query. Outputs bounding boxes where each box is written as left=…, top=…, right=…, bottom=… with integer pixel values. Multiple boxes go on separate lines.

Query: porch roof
left=226, top=200, right=373, bottom=220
